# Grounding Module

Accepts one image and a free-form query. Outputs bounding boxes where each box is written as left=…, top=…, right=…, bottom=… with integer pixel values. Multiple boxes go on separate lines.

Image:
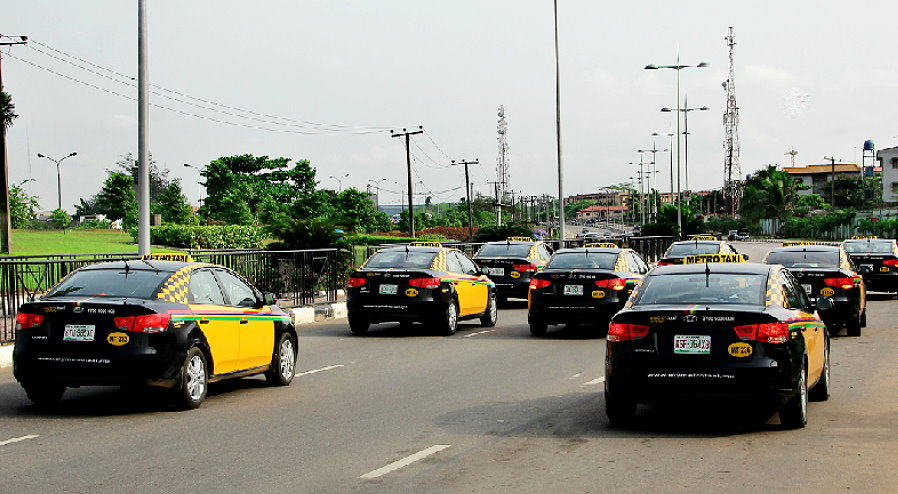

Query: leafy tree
left=564, top=200, right=596, bottom=220
left=74, top=196, right=101, bottom=217
left=474, top=224, right=534, bottom=242
left=265, top=216, right=342, bottom=249
left=50, top=209, right=70, bottom=229
left=9, top=180, right=39, bottom=228
left=115, top=153, right=170, bottom=201
left=95, top=172, right=138, bottom=228
left=1, top=91, right=17, bottom=130
left=154, top=180, right=197, bottom=225
left=739, top=165, right=803, bottom=222
left=334, top=188, right=392, bottom=233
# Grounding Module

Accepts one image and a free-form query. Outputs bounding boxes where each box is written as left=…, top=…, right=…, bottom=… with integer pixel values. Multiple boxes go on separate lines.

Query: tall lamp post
left=183, top=163, right=204, bottom=206
left=367, top=178, right=387, bottom=210
left=37, top=152, right=77, bottom=210
left=661, top=98, right=709, bottom=192
left=328, top=173, right=349, bottom=192
left=652, top=131, right=675, bottom=210
left=645, top=55, right=709, bottom=237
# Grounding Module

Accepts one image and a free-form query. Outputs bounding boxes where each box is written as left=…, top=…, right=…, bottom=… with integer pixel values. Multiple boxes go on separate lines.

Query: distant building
left=781, top=163, right=862, bottom=196
left=878, top=146, right=898, bottom=202
left=576, top=204, right=627, bottom=221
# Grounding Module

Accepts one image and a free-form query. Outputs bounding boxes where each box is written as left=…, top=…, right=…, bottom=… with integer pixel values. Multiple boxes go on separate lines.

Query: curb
left=1, top=344, right=11, bottom=368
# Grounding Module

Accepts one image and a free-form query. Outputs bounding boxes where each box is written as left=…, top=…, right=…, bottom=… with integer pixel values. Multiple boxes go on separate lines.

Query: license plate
left=487, top=267, right=505, bottom=276
left=563, top=285, right=583, bottom=296
left=674, top=334, right=711, bottom=355
left=379, top=284, right=398, bottom=295
left=802, top=284, right=812, bottom=294
left=63, top=324, right=96, bottom=342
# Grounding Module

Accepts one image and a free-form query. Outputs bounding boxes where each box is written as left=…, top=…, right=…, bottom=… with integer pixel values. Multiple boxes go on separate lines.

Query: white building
left=878, top=146, right=898, bottom=202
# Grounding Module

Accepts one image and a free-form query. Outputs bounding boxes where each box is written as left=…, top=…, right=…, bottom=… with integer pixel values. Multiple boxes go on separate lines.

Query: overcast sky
left=4, top=1, right=897, bottom=211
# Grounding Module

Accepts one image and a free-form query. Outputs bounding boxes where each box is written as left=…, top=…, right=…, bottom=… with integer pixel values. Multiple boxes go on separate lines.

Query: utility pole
left=452, top=159, right=478, bottom=241
left=0, top=34, right=28, bottom=254
left=391, top=126, right=424, bottom=237
left=137, top=0, right=151, bottom=256
left=824, top=156, right=839, bottom=207
left=488, top=181, right=502, bottom=226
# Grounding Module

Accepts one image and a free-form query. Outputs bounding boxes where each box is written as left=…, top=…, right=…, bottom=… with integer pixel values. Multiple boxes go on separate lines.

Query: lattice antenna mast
left=723, top=27, right=741, bottom=216
left=497, top=105, right=510, bottom=202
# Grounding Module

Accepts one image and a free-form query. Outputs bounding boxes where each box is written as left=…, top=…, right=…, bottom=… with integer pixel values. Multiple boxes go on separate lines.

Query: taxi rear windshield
left=476, top=244, right=532, bottom=258
left=666, top=243, right=721, bottom=256
left=843, top=241, right=894, bottom=254
left=46, top=268, right=170, bottom=299
left=634, top=273, right=766, bottom=305
left=766, top=251, right=839, bottom=268
left=546, top=252, right=617, bottom=270
left=365, top=251, right=436, bottom=269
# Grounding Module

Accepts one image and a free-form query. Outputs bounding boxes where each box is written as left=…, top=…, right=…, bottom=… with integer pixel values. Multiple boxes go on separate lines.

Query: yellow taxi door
left=450, top=251, right=487, bottom=316
left=214, top=269, right=275, bottom=370
left=783, top=271, right=824, bottom=381
left=188, top=269, right=241, bottom=375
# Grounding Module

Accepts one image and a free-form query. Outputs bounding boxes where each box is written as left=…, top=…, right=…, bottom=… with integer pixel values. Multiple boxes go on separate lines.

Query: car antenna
left=123, top=259, right=131, bottom=277
left=704, top=261, right=711, bottom=288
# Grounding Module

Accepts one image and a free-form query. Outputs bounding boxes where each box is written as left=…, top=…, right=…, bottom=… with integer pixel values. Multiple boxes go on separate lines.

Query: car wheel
left=605, top=391, right=637, bottom=427
left=480, top=292, right=498, bottom=327
left=265, top=332, right=297, bottom=386
left=22, top=381, right=65, bottom=407
left=846, top=316, right=862, bottom=337
left=809, top=341, right=830, bottom=402
left=529, top=315, right=548, bottom=336
left=860, top=310, right=867, bottom=328
left=780, top=360, right=808, bottom=429
left=348, top=314, right=370, bottom=335
left=176, top=347, right=208, bottom=410
left=437, top=300, right=459, bottom=335
left=827, top=324, right=841, bottom=337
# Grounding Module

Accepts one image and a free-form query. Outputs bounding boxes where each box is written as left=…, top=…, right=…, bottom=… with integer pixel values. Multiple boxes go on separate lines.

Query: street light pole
left=662, top=98, right=709, bottom=194
left=451, top=159, right=478, bottom=241
left=183, top=163, right=204, bottom=206
left=367, top=178, right=387, bottom=210
left=37, top=152, right=76, bottom=210
left=328, top=173, right=349, bottom=192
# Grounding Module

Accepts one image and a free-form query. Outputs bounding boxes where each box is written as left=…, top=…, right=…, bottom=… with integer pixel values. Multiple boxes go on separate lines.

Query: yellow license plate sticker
left=728, top=342, right=752, bottom=357
left=107, top=332, right=130, bottom=346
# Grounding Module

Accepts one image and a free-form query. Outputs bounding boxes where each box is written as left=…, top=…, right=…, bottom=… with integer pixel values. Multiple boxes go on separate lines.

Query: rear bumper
left=860, top=273, right=898, bottom=292
left=493, top=280, right=531, bottom=298
left=529, top=297, right=624, bottom=324
left=347, top=298, right=448, bottom=323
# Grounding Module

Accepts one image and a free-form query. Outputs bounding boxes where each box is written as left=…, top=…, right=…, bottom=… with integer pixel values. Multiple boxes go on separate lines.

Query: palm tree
left=1, top=91, right=17, bottom=130
left=739, top=165, right=802, bottom=221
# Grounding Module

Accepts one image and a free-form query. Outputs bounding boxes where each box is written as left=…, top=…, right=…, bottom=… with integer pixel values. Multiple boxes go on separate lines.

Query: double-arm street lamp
left=328, top=173, right=350, bottom=192
left=367, top=178, right=388, bottom=210
left=661, top=98, right=710, bottom=192
left=645, top=55, right=709, bottom=236
left=37, top=152, right=77, bottom=210
left=183, top=163, right=204, bottom=206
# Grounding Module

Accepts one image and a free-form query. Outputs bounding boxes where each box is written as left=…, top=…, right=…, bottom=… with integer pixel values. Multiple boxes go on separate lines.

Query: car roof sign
left=584, top=242, right=618, bottom=248
left=141, top=253, right=194, bottom=262
left=506, top=236, right=533, bottom=242
left=408, top=241, right=442, bottom=247
left=782, top=241, right=817, bottom=246
left=683, top=254, right=746, bottom=264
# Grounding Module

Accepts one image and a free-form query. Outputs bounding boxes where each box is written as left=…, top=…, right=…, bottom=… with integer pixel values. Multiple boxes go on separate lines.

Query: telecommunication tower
left=723, top=27, right=741, bottom=216
left=497, top=105, right=509, bottom=200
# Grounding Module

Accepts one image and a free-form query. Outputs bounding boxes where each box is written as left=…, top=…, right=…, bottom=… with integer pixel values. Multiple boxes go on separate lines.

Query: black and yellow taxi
left=842, top=236, right=898, bottom=295
left=472, top=237, right=552, bottom=302
left=527, top=243, right=649, bottom=336
left=346, top=242, right=498, bottom=335
left=605, top=255, right=831, bottom=429
left=13, top=254, right=298, bottom=409
left=764, top=244, right=866, bottom=336
left=657, top=238, right=745, bottom=266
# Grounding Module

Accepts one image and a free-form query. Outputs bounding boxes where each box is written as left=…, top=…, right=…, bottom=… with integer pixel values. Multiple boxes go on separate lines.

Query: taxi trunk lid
left=18, top=298, right=158, bottom=351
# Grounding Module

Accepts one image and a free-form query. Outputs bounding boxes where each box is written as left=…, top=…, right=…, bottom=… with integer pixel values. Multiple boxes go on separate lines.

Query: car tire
left=265, top=332, right=297, bottom=386
left=809, top=341, right=830, bottom=402
left=605, top=391, right=637, bottom=427
left=22, top=381, right=65, bottom=407
left=846, top=317, right=862, bottom=337
left=348, top=314, right=370, bottom=335
left=827, top=324, right=841, bottom=337
left=529, top=315, right=548, bottom=336
left=480, top=292, right=498, bottom=327
left=176, top=347, right=208, bottom=410
left=437, top=300, right=459, bottom=336
left=780, top=360, right=808, bottom=429
left=860, top=310, right=867, bottom=328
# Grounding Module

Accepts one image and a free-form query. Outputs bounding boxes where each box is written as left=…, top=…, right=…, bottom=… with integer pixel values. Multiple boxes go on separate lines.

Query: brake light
left=657, top=261, right=673, bottom=266
left=607, top=322, right=650, bottom=342
left=15, top=312, right=44, bottom=330
left=883, top=259, right=898, bottom=266
left=733, top=322, right=790, bottom=344
left=595, top=278, right=627, bottom=291
left=529, top=278, right=552, bottom=290
left=113, top=314, right=171, bottom=333
left=408, top=277, right=441, bottom=289
left=348, top=277, right=368, bottom=288
left=513, top=263, right=538, bottom=273
left=823, top=277, right=855, bottom=290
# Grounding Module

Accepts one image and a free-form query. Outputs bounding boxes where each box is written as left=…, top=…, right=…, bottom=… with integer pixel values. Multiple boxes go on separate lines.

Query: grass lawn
left=10, top=229, right=179, bottom=256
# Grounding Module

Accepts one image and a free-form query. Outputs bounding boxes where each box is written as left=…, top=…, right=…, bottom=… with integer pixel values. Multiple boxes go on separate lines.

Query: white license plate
left=379, top=284, right=398, bottom=295
left=802, top=284, right=812, bottom=294
left=63, top=324, right=96, bottom=341
left=674, top=334, right=711, bottom=355
left=487, top=267, right=505, bottom=276
left=563, top=285, right=584, bottom=296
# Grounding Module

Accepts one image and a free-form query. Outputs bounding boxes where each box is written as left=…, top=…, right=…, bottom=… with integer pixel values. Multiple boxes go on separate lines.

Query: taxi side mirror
left=814, top=297, right=834, bottom=311
left=263, top=292, right=278, bottom=306
left=741, top=253, right=750, bottom=261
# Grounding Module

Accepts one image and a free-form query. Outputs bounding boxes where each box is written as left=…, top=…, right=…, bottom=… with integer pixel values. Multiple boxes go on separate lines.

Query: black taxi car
left=527, top=243, right=649, bottom=336
left=605, top=255, right=831, bottom=428
left=472, top=237, right=552, bottom=302
left=657, top=238, right=745, bottom=266
left=842, top=236, right=898, bottom=295
left=764, top=244, right=866, bottom=336
left=13, top=254, right=298, bottom=409
left=346, top=242, right=498, bottom=335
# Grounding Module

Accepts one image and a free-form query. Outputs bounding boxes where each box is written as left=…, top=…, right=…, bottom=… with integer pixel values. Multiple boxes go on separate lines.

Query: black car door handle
left=199, top=319, right=210, bottom=324
left=240, top=319, right=249, bottom=325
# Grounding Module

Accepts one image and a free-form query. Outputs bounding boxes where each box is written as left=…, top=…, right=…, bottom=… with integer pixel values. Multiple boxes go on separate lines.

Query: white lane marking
left=0, top=435, right=39, bottom=447
left=583, top=377, right=605, bottom=386
left=569, top=373, right=582, bottom=380
left=360, top=444, right=452, bottom=479
left=464, top=330, right=494, bottom=338
left=296, top=364, right=344, bottom=377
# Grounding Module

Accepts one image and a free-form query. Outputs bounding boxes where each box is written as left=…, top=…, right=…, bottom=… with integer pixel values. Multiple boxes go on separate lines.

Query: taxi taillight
left=348, top=277, right=368, bottom=288
left=529, top=278, right=551, bottom=290
left=408, top=277, right=441, bottom=289
left=607, top=322, right=650, bottom=342
left=883, top=259, right=898, bottom=267
left=595, top=278, right=627, bottom=291
left=733, top=322, right=790, bottom=344
left=15, top=312, right=44, bottom=330
left=823, top=277, right=855, bottom=290
left=113, top=314, right=171, bottom=333
left=657, top=261, right=673, bottom=266
left=513, top=263, right=539, bottom=273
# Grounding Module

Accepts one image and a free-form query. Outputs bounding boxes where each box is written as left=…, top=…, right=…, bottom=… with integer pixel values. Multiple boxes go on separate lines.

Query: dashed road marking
left=297, top=364, right=344, bottom=377
left=0, top=435, right=39, bottom=447
left=360, top=444, right=452, bottom=479
left=583, top=377, right=605, bottom=386
left=464, top=330, right=494, bottom=338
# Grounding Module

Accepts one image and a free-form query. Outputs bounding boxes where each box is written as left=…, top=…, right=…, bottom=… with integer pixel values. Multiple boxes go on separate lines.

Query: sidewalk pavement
left=0, top=298, right=348, bottom=369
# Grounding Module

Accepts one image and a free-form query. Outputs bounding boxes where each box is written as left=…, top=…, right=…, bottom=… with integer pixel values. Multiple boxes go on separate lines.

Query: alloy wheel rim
left=449, top=303, right=458, bottom=330
left=186, top=355, right=206, bottom=401
left=799, top=368, right=807, bottom=419
left=279, top=338, right=296, bottom=379
left=489, top=296, right=498, bottom=322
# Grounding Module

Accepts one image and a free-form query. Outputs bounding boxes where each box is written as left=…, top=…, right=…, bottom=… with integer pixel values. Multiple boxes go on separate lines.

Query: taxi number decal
left=592, top=290, right=606, bottom=299
left=107, top=332, right=130, bottom=346
left=881, top=266, right=890, bottom=272
left=727, top=342, right=752, bottom=357
left=510, top=271, right=521, bottom=279
left=405, top=288, right=419, bottom=297
left=819, top=287, right=835, bottom=297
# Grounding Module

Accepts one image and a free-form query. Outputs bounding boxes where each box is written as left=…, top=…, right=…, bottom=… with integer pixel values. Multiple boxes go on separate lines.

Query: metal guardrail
left=0, top=249, right=340, bottom=343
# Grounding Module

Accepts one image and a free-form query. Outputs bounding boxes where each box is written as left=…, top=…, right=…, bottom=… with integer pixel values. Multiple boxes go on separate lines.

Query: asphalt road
left=1, top=241, right=897, bottom=494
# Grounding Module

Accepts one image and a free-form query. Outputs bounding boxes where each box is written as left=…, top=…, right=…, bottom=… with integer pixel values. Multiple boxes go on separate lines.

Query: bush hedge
left=131, top=225, right=265, bottom=249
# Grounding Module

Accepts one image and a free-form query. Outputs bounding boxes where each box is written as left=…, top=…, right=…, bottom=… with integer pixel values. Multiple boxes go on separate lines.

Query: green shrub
left=75, top=218, right=113, bottom=229
left=130, top=225, right=264, bottom=249
left=474, top=224, right=534, bottom=242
